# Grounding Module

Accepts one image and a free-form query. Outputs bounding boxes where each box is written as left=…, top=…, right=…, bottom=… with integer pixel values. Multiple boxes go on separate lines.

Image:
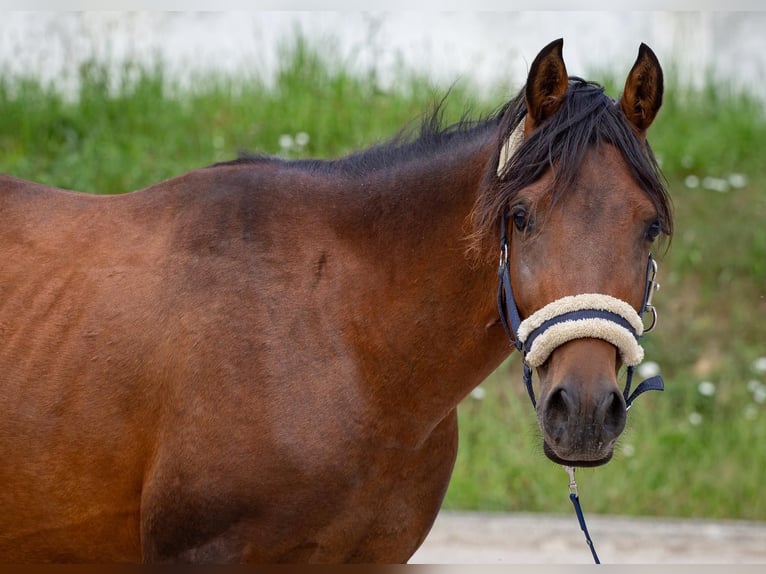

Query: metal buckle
left=643, top=257, right=660, bottom=333
left=564, top=465, right=578, bottom=496
left=498, top=242, right=509, bottom=272
left=643, top=304, right=658, bottom=333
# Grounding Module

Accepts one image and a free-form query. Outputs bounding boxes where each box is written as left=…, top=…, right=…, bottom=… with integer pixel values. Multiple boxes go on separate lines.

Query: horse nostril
left=543, top=387, right=574, bottom=444
left=598, top=389, right=627, bottom=438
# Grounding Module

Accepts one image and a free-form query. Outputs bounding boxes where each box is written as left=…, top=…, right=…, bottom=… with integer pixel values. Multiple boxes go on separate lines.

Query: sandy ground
left=410, top=510, right=766, bottom=564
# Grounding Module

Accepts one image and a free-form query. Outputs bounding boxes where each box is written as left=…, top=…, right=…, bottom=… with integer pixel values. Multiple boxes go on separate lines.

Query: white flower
left=752, top=357, right=766, bottom=374
left=621, top=443, right=636, bottom=457
left=637, top=361, right=660, bottom=378
left=728, top=173, right=748, bottom=189
left=702, top=176, right=729, bottom=193
left=688, top=412, right=703, bottom=426
left=697, top=381, right=716, bottom=397
left=470, top=386, right=486, bottom=400
left=278, top=134, right=294, bottom=151
left=748, top=380, right=766, bottom=403
left=684, top=175, right=699, bottom=189
left=295, top=132, right=310, bottom=147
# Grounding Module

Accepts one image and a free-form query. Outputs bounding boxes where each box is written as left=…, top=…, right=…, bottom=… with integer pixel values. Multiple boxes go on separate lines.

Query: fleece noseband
left=518, top=293, right=646, bottom=368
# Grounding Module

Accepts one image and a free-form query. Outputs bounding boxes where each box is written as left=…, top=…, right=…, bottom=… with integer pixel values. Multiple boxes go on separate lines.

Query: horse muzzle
left=516, top=294, right=644, bottom=466
left=537, top=348, right=627, bottom=467
left=497, top=246, right=665, bottom=466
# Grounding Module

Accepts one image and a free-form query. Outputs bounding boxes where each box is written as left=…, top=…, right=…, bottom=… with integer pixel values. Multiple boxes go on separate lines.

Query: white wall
left=1, top=12, right=764, bottom=97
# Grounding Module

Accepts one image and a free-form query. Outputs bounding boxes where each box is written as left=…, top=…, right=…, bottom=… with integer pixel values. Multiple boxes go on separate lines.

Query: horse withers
left=0, top=39, right=671, bottom=562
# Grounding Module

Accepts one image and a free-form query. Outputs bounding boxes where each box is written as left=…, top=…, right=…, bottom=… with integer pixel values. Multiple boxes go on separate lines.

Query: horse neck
left=327, top=137, right=510, bottom=446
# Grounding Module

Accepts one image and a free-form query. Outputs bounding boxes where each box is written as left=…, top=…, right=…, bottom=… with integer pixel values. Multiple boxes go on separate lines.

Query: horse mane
left=471, top=77, right=673, bottom=254
left=313, top=105, right=510, bottom=176
left=213, top=100, right=510, bottom=176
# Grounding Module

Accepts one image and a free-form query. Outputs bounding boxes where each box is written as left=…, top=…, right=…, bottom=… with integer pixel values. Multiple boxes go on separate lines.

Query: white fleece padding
left=517, top=293, right=645, bottom=368
left=497, top=121, right=525, bottom=177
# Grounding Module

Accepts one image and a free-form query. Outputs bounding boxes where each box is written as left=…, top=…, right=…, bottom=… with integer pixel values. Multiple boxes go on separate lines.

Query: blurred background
left=2, top=12, right=765, bottom=97
left=1, top=11, right=764, bottom=523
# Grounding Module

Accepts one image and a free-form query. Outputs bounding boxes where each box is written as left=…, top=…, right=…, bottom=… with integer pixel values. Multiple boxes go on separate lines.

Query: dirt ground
left=410, top=510, right=766, bottom=564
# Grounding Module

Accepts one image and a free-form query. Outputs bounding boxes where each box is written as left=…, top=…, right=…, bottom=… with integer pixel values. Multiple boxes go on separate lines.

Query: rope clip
left=563, top=465, right=578, bottom=496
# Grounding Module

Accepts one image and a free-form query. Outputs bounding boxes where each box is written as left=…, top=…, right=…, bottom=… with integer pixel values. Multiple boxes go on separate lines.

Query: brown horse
left=0, top=39, right=671, bottom=562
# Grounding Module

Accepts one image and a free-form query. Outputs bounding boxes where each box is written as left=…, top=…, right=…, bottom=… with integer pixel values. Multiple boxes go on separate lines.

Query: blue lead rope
left=569, top=493, right=601, bottom=564
left=564, top=466, right=601, bottom=564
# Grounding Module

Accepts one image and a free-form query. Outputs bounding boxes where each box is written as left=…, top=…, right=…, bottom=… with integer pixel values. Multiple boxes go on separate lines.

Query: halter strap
left=496, top=215, right=524, bottom=348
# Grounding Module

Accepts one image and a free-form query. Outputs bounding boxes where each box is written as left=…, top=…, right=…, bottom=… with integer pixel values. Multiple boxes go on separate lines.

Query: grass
left=1, top=35, right=764, bottom=521
left=0, top=35, right=481, bottom=194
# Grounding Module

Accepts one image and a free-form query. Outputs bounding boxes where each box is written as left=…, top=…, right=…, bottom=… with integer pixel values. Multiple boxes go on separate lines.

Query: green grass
left=0, top=35, right=482, bottom=194
left=2, top=35, right=764, bottom=521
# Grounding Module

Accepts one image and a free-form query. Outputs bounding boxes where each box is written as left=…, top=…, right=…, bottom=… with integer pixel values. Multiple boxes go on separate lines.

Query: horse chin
left=542, top=441, right=614, bottom=468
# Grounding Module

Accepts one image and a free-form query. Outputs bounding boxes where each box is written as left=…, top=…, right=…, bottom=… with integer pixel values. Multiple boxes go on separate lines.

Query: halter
left=496, top=213, right=664, bottom=409
left=495, top=119, right=664, bottom=410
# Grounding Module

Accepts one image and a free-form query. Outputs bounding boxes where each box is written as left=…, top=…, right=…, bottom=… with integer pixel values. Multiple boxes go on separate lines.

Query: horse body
left=0, top=39, right=671, bottom=562
left=0, top=137, right=507, bottom=561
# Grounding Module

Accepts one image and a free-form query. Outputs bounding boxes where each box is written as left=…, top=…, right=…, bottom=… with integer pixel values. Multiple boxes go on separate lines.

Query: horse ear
left=619, top=43, right=664, bottom=135
left=524, top=38, right=569, bottom=134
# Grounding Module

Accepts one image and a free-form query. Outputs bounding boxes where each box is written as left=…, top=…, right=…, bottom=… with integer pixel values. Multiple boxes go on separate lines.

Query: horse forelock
left=471, top=77, right=673, bottom=258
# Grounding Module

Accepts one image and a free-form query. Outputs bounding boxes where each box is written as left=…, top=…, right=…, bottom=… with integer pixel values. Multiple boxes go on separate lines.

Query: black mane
left=213, top=102, right=509, bottom=176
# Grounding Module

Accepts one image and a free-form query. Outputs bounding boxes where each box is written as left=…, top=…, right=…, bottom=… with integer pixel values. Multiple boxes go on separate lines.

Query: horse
left=0, top=38, right=672, bottom=563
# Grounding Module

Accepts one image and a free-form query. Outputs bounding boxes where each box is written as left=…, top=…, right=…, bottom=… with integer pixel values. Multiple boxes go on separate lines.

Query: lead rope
left=563, top=466, right=601, bottom=564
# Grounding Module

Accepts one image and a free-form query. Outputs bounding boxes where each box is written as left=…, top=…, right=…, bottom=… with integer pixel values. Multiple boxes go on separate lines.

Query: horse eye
left=646, top=220, right=661, bottom=242
left=513, top=208, right=529, bottom=232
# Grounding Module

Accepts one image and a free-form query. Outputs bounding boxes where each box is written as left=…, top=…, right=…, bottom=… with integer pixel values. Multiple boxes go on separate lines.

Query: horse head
left=492, top=39, right=671, bottom=466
